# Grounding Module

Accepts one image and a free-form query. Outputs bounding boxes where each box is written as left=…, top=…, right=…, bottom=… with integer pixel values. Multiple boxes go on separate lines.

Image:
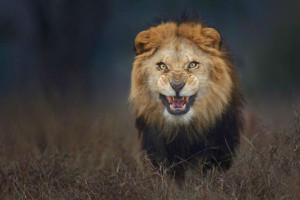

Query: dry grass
left=0, top=96, right=299, bottom=199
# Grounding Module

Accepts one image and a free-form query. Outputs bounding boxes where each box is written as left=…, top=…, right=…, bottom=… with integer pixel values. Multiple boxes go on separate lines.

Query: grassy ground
left=0, top=96, right=299, bottom=199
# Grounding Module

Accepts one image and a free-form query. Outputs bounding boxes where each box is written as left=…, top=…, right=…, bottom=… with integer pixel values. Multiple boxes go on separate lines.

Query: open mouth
left=159, top=94, right=196, bottom=115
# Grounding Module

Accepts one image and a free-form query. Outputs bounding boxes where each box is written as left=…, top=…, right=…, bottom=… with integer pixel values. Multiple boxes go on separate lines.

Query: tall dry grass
left=0, top=95, right=299, bottom=199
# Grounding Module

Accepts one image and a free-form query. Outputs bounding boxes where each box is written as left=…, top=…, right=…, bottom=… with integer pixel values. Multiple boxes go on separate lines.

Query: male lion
left=129, top=17, right=243, bottom=182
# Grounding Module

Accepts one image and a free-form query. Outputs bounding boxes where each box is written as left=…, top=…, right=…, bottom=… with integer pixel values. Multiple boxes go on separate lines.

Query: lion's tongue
left=171, top=99, right=185, bottom=108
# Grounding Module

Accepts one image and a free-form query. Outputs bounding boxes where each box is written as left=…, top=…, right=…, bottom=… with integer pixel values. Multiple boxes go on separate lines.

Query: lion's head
left=130, top=21, right=237, bottom=131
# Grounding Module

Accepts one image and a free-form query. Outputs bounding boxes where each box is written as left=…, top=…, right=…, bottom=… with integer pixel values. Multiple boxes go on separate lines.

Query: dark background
left=0, top=0, right=299, bottom=126
left=0, top=2, right=299, bottom=198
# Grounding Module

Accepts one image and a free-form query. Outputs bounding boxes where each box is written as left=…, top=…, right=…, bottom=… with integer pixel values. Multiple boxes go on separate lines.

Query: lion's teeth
left=167, top=96, right=190, bottom=105
left=181, top=104, right=186, bottom=110
left=170, top=104, right=175, bottom=111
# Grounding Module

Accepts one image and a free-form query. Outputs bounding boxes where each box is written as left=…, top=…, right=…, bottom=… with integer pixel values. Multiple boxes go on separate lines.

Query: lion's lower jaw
left=163, top=108, right=195, bottom=124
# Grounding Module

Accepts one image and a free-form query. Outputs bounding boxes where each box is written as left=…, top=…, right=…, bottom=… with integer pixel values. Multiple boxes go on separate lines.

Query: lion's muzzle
left=170, top=81, right=185, bottom=95
left=159, top=93, right=196, bottom=115
left=158, top=71, right=198, bottom=115
left=170, top=81, right=185, bottom=91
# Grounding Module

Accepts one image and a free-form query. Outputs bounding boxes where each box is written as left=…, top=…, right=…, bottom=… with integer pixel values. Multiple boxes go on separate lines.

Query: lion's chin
left=159, top=93, right=197, bottom=115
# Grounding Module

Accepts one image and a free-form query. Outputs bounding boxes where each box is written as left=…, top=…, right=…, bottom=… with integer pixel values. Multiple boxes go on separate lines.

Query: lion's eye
left=157, top=62, right=168, bottom=71
left=188, top=61, right=199, bottom=69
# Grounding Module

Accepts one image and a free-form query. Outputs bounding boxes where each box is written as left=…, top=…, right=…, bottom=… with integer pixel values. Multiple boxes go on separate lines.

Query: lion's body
left=130, top=16, right=243, bottom=181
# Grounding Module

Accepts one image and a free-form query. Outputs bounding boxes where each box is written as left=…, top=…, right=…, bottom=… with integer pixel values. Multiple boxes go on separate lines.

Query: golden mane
left=130, top=22, right=240, bottom=135
left=129, top=19, right=243, bottom=182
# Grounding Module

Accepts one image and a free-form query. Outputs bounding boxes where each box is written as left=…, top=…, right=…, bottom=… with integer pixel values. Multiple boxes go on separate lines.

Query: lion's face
left=143, top=38, right=211, bottom=118
left=130, top=22, right=233, bottom=128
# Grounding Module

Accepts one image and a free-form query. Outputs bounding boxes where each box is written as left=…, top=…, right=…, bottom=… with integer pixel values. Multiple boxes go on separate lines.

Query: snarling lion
left=129, top=17, right=243, bottom=182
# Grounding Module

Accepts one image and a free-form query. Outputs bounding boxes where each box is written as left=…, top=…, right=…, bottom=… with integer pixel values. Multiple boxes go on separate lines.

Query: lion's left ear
left=201, top=27, right=221, bottom=49
left=134, top=30, right=151, bottom=55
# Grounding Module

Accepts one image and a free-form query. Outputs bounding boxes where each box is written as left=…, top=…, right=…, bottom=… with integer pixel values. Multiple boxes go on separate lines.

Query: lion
left=129, top=17, right=243, bottom=183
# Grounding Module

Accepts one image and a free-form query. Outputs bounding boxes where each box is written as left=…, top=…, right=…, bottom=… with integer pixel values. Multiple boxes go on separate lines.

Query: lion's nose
left=170, top=81, right=185, bottom=92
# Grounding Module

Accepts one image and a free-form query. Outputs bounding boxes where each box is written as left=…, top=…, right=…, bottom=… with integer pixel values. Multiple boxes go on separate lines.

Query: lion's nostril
left=170, top=81, right=185, bottom=92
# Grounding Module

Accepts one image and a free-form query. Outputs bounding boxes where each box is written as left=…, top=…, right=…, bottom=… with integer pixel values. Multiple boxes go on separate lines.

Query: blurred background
left=0, top=0, right=299, bottom=130
left=1, top=1, right=299, bottom=197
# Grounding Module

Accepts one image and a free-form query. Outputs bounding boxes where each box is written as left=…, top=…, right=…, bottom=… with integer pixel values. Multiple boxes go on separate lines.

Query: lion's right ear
left=134, top=30, right=151, bottom=55
left=201, top=27, right=221, bottom=49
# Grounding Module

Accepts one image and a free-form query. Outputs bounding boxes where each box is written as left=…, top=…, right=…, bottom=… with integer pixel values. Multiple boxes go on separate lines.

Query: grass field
left=0, top=95, right=299, bottom=199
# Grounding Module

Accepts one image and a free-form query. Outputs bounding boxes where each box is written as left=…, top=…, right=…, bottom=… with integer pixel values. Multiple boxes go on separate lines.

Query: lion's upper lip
left=159, top=94, right=196, bottom=115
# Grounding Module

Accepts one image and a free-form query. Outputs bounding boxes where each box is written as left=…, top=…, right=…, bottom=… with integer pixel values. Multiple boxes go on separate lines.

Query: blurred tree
left=27, top=0, right=108, bottom=97
left=0, top=0, right=299, bottom=100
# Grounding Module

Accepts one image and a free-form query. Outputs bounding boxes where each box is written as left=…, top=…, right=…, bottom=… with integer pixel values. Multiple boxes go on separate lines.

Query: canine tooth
left=185, top=97, right=190, bottom=102
left=170, top=104, right=175, bottom=111
left=167, top=96, right=172, bottom=102
left=181, top=104, right=186, bottom=110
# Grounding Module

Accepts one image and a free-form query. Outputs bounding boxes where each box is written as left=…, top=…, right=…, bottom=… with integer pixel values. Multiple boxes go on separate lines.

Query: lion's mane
left=129, top=16, right=243, bottom=181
